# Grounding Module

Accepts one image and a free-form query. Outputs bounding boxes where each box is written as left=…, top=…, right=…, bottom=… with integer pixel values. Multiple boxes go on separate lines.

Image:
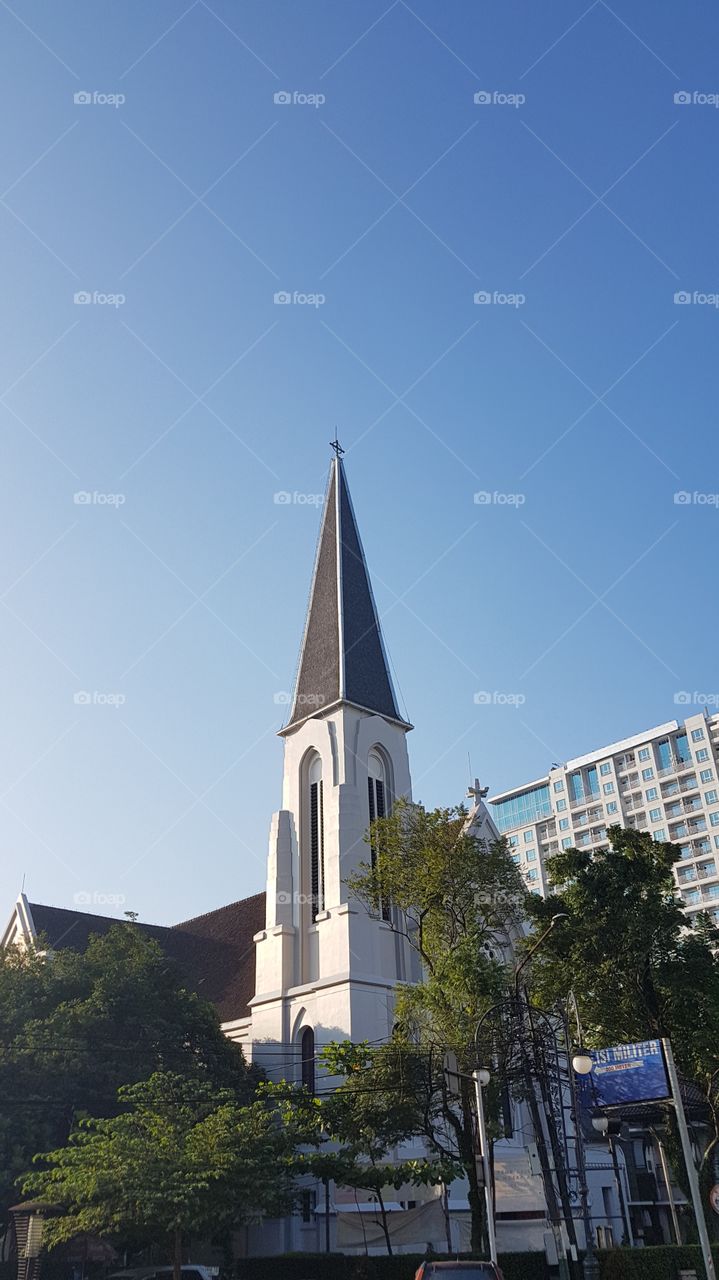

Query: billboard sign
left=581, top=1039, right=670, bottom=1108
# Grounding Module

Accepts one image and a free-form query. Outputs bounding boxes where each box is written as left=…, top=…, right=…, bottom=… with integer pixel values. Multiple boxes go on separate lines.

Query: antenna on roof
left=329, top=436, right=344, bottom=458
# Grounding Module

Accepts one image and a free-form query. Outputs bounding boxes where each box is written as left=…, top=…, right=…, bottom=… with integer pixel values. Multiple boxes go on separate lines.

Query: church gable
left=2, top=893, right=265, bottom=1024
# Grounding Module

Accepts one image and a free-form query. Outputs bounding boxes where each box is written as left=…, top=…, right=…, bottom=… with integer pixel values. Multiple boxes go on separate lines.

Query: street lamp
left=564, top=998, right=600, bottom=1280
left=471, top=1061, right=496, bottom=1263
left=592, top=1116, right=634, bottom=1246
left=572, top=1051, right=594, bottom=1077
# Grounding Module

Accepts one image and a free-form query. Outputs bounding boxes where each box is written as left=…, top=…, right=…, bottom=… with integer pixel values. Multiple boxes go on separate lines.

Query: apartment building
left=488, top=711, right=719, bottom=925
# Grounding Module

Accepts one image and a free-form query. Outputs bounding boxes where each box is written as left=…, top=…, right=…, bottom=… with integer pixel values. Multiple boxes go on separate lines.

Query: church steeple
left=283, top=453, right=410, bottom=732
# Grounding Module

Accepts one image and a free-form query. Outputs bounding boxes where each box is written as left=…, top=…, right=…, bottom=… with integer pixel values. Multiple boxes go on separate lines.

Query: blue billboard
left=581, top=1039, right=671, bottom=1108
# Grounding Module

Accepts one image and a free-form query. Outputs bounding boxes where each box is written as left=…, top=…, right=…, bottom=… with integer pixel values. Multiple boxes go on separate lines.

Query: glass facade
left=676, top=733, right=690, bottom=764
left=492, top=784, right=551, bottom=833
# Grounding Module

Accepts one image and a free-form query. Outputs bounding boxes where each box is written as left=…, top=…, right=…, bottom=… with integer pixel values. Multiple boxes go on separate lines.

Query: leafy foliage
left=523, top=824, right=719, bottom=1225
left=267, top=1041, right=458, bottom=1256
left=22, top=1071, right=296, bottom=1252
left=0, top=922, right=254, bottom=1223
left=346, top=801, right=527, bottom=1254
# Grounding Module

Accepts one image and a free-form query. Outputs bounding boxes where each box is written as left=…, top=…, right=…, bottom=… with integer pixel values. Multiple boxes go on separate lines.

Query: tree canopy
left=22, top=1071, right=297, bottom=1280
left=0, top=921, right=254, bottom=1224
left=346, top=800, right=526, bottom=1254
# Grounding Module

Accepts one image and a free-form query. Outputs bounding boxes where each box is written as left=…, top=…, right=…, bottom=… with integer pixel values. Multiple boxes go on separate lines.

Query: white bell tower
left=250, top=449, right=415, bottom=1073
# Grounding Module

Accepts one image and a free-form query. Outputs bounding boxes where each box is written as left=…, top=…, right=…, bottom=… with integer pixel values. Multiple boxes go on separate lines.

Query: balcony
left=657, top=758, right=694, bottom=778
left=671, top=819, right=707, bottom=839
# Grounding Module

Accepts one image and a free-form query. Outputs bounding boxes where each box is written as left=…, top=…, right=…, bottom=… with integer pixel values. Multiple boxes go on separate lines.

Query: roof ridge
left=28, top=901, right=174, bottom=932
left=172, top=891, right=265, bottom=930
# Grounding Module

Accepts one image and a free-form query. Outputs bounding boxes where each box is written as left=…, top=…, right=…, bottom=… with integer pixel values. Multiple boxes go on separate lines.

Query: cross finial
left=330, top=437, right=344, bottom=458
left=467, top=777, right=488, bottom=803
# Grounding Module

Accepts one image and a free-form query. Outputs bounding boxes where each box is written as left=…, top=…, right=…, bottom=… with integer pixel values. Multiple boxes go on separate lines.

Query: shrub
left=235, top=1250, right=548, bottom=1280
left=598, top=1244, right=719, bottom=1280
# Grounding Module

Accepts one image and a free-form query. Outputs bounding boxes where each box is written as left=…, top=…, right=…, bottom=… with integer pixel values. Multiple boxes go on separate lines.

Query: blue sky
left=2, top=0, right=718, bottom=925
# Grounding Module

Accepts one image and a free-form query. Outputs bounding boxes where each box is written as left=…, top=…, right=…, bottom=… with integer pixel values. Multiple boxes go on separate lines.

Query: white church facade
left=3, top=453, right=624, bottom=1258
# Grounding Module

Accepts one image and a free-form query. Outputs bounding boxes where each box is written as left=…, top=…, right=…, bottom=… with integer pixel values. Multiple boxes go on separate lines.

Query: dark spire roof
left=284, top=457, right=409, bottom=731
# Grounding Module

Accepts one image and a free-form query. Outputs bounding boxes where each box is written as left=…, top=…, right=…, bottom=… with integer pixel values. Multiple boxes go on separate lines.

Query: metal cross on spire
left=330, top=437, right=344, bottom=458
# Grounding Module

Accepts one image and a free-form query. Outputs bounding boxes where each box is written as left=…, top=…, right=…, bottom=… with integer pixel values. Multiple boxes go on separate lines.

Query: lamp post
left=471, top=1065, right=497, bottom=1263
left=592, top=1116, right=634, bottom=1246
left=569, top=1048, right=600, bottom=1280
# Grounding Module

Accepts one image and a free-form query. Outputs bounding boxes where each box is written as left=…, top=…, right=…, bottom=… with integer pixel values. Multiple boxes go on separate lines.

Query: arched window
left=308, top=754, right=324, bottom=920
left=368, top=750, right=390, bottom=921
left=300, top=1026, right=315, bottom=1094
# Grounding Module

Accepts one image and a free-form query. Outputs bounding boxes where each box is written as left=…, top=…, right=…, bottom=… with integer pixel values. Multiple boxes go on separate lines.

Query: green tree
left=346, top=800, right=526, bottom=1255
left=268, top=1042, right=458, bottom=1256
left=524, top=824, right=719, bottom=1218
left=0, top=922, right=255, bottom=1227
left=22, top=1072, right=296, bottom=1280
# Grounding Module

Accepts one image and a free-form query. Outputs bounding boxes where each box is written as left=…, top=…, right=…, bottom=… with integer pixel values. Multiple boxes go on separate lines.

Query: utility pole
left=663, top=1039, right=716, bottom=1280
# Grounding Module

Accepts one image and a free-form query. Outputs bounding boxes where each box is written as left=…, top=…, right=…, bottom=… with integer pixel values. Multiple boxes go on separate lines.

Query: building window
left=705, top=790, right=718, bottom=805
left=711, top=813, right=719, bottom=828
left=638, top=747, right=651, bottom=761
left=508, top=834, right=519, bottom=847
left=646, top=787, right=658, bottom=801
left=526, top=848, right=536, bottom=861
left=692, top=728, right=705, bottom=742
left=526, top=868, right=538, bottom=881
left=714, top=836, right=719, bottom=850
left=561, top=837, right=572, bottom=849
left=300, top=1189, right=316, bottom=1224
left=554, top=780, right=564, bottom=792
left=368, top=750, right=390, bottom=922
left=700, top=769, right=714, bottom=784
left=603, top=782, right=614, bottom=795
left=654, top=829, right=666, bottom=842
left=308, top=755, right=325, bottom=921
left=556, top=798, right=567, bottom=811
left=301, top=1026, right=315, bottom=1094
left=599, top=762, right=611, bottom=776
left=559, top=817, right=569, bottom=831
left=676, top=733, right=691, bottom=764
left=492, top=784, right=552, bottom=832
left=649, top=808, right=661, bottom=822
left=523, top=830, right=534, bottom=843
left=607, top=801, right=618, bottom=814
left=696, top=748, right=710, bottom=762
left=642, top=768, right=654, bottom=781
